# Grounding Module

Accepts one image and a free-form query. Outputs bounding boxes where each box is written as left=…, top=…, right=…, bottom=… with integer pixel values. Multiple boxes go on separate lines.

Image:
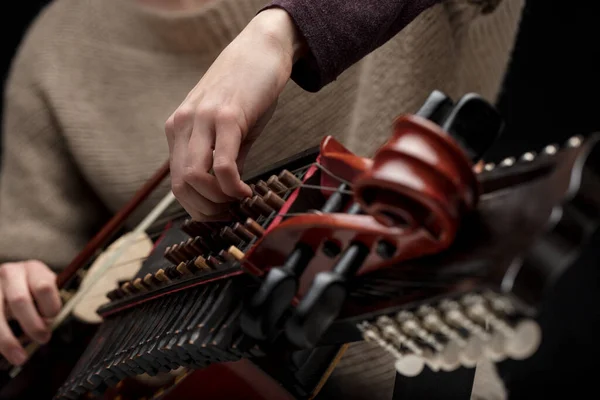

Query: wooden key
left=218, top=250, right=235, bottom=263
left=278, top=169, right=302, bottom=187
left=266, top=175, right=287, bottom=193
left=165, top=265, right=181, bottom=279
left=241, top=198, right=262, bottom=219
left=250, top=195, right=275, bottom=215
left=193, top=256, right=211, bottom=271
left=164, top=246, right=180, bottom=264
left=189, top=237, right=207, bottom=254
left=228, top=246, right=245, bottom=262
left=255, top=181, right=269, bottom=196
left=180, top=219, right=198, bottom=237
left=206, top=256, right=221, bottom=269
left=220, top=226, right=243, bottom=246
left=263, top=190, right=285, bottom=209
left=176, top=262, right=191, bottom=275
left=178, top=239, right=197, bottom=259
left=155, top=269, right=169, bottom=282
left=121, top=282, right=135, bottom=294
left=143, top=273, right=160, bottom=287
left=232, top=222, right=255, bottom=241
left=132, top=278, right=147, bottom=292
left=170, top=244, right=188, bottom=264
left=106, top=289, right=122, bottom=301
left=245, top=218, right=265, bottom=237
left=239, top=204, right=256, bottom=220
left=228, top=203, right=247, bottom=221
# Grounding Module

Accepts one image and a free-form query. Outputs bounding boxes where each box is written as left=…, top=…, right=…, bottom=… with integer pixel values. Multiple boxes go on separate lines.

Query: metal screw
left=499, top=157, right=515, bottom=167
left=417, top=305, right=481, bottom=368
left=484, top=163, right=495, bottom=172
left=543, top=144, right=559, bottom=155
left=520, top=152, right=536, bottom=162
left=567, top=135, right=583, bottom=148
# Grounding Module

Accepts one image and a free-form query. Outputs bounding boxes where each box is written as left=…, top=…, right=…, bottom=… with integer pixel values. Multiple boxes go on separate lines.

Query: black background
left=1, top=1, right=599, bottom=398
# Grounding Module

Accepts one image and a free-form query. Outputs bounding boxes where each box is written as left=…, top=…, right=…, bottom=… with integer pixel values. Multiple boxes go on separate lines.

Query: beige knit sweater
left=0, top=0, right=523, bottom=397
left=0, top=0, right=524, bottom=271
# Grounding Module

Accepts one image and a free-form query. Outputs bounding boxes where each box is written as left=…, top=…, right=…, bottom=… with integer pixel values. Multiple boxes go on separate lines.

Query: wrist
left=250, top=8, right=308, bottom=64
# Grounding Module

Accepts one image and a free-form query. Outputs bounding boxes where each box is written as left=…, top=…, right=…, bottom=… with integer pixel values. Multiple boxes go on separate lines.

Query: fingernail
left=9, top=349, right=27, bottom=365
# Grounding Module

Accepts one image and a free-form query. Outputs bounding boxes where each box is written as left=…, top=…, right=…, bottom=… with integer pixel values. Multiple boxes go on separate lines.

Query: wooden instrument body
left=139, top=132, right=600, bottom=400
left=0, top=92, right=599, bottom=400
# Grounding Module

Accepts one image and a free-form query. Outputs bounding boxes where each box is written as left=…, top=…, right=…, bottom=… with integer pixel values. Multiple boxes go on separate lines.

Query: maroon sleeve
left=260, top=0, right=441, bottom=92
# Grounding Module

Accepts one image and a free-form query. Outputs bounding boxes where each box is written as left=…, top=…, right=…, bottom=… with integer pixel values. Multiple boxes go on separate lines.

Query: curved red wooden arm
left=242, top=114, right=479, bottom=297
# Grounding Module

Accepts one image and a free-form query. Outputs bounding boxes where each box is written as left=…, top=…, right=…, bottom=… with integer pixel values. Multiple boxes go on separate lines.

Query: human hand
left=166, top=8, right=307, bottom=221
left=0, top=260, right=61, bottom=365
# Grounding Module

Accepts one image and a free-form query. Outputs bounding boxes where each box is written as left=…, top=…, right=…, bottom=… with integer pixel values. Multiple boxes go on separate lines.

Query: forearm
left=259, top=0, right=441, bottom=92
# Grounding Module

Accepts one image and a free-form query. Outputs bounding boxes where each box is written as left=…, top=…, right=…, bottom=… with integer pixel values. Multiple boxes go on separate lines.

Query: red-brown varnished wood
left=354, top=114, right=479, bottom=231
left=159, top=361, right=296, bottom=400
left=317, top=136, right=373, bottom=193
left=241, top=115, right=479, bottom=298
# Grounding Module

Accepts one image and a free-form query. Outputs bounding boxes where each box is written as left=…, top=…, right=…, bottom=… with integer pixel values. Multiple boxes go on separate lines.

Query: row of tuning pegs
left=105, top=169, right=304, bottom=303
left=357, top=291, right=542, bottom=377
left=106, top=245, right=247, bottom=302
left=232, top=169, right=302, bottom=221
left=481, top=135, right=584, bottom=172
left=174, top=168, right=302, bottom=254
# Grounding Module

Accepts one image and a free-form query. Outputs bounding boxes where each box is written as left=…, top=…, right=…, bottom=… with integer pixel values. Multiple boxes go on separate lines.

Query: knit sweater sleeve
left=0, top=54, right=109, bottom=271
left=261, top=0, right=441, bottom=92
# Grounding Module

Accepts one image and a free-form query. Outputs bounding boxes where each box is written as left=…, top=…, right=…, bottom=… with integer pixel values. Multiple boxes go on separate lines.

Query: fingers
left=0, top=283, right=26, bottom=366
left=169, top=104, right=237, bottom=220
left=0, top=264, right=50, bottom=345
left=183, top=109, right=232, bottom=204
left=165, top=114, right=176, bottom=163
left=172, top=180, right=229, bottom=221
left=213, top=114, right=252, bottom=199
left=25, top=261, right=61, bottom=319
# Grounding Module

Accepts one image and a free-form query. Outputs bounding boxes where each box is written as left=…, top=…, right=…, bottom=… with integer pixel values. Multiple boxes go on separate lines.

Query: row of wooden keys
left=105, top=169, right=303, bottom=302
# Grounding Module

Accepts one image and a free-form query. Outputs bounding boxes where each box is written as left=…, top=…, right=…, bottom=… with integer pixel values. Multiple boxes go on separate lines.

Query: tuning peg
left=278, top=170, right=302, bottom=188
left=284, top=203, right=364, bottom=348
left=520, top=152, right=536, bottom=162
left=396, top=311, right=460, bottom=372
left=543, top=144, right=559, bottom=155
left=415, top=90, right=454, bottom=124
left=377, top=315, right=444, bottom=372
left=242, top=184, right=351, bottom=342
left=499, top=157, right=516, bottom=167
left=266, top=175, right=288, bottom=193
left=504, top=319, right=542, bottom=360
left=439, top=299, right=505, bottom=362
left=484, top=162, right=495, bottom=172
left=463, top=294, right=541, bottom=360
left=284, top=243, right=368, bottom=348
left=566, top=135, right=583, bottom=148
left=440, top=93, right=504, bottom=163
left=240, top=243, right=314, bottom=341
left=417, top=305, right=481, bottom=368
left=358, top=321, right=425, bottom=377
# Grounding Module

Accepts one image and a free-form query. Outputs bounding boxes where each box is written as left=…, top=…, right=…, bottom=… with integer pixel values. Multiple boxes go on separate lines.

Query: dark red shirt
left=262, top=0, right=440, bottom=92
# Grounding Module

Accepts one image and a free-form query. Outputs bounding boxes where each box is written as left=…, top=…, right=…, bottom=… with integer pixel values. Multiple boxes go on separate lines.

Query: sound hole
left=380, top=210, right=410, bottom=227
left=359, top=187, right=412, bottom=227
left=359, top=186, right=444, bottom=240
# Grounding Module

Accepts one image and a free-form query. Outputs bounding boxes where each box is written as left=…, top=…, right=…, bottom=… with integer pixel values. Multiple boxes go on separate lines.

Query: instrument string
left=10, top=191, right=178, bottom=377
left=9, top=159, right=360, bottom=376
left=81, top=161, right=359, bottom=274
left=83, top=162, right=356, bottom=273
